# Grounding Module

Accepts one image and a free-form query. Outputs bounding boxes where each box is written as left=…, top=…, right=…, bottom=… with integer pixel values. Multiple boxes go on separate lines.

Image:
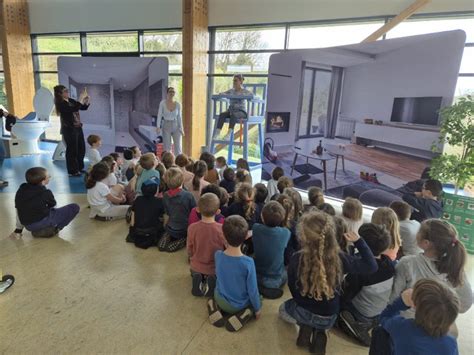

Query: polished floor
left=0, top=192, right=473, bottom=354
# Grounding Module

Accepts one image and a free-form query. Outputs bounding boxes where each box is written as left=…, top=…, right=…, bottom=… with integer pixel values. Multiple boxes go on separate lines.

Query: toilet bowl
left=11, top=87, right=54, bottom=155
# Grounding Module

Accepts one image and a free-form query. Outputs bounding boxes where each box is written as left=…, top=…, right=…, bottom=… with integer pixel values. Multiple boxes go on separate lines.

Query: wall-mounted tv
left=390, top=96, right=442, bottom=126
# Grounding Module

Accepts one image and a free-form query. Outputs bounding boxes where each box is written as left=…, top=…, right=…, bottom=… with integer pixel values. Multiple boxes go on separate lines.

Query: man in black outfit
left=54, top=85, right=90, bottom=177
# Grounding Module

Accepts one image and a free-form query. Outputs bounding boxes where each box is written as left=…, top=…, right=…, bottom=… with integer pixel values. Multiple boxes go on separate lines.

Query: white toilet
left=11, top=87, right=53, bottom=155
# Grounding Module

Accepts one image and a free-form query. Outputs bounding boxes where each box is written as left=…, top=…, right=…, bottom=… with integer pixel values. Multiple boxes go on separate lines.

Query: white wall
left=339, top=31, right=466, bottom=123
left=28, top=0, right=474, bottom=34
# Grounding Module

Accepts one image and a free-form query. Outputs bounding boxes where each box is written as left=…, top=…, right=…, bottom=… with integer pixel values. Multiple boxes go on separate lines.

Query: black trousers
left=216, top=109, right=248, bottom=130
left=62, top=127, right=85, bottom=174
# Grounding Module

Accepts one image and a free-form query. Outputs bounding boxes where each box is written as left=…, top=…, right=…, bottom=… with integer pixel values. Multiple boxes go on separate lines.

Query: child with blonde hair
left=283, top=187, right=303, bottom=220
left=184, top=160, right=210, bottom=203
left=277, top=176, right=293, bottom=194
left=225, top=183, right=257, bottom=229
left=371, top=207, right=402, bottom=261
left=305, top=186, right=324, bottom=211
left=136, top=153, right=160, bottom=196
left=341, top=197, right=363, bottom=234
left=279, top=211, right=377, bottom=354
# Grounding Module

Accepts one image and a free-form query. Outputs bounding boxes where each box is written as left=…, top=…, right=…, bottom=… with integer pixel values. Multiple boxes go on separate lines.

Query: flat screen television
left=390, top=96, right=442, bottom=126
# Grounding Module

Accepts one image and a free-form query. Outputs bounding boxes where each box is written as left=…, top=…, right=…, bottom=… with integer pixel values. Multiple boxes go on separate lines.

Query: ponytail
left=276, top=194, right=295, bottom=228
left=236, top=183, right=256, bottom=221
left=419, top=219, right=466, bottom=287
left=192, top=160, right=207, bottom=191
left=86, top=162, right=110, bottom=190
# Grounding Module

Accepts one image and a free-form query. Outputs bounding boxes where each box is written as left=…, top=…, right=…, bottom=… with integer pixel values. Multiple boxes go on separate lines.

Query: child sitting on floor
left=402, top=179, right=443, bottom=222
left=390, top=201, right=422, bottom=256
left=126, top=177, right=164, bottom=249
left=161, top=151, right=175, bottom=170
left=130, top=146, right=142, bottom=166
left=86, top=162, right=130, bottom=221
left=235, top=168, right=252, bottom=185
left=122, top=148, right=135, bottom=181
left=175, top=153, right=194, bottom=186
left=319, top=202, right=336, bottom=216
left=371, top=207, right=402, bottom=261
left=304, top=186, right=325, bottom=212
left=254, top=183, right=268, bottom=224
left=184, top=160, right=209, bottom=203
left=371, top=279, right=459, bottom=355
left=100, top=155, right=125, bottom=197
left=279, top=211, right=377, bottom=355
left=200, top=152, right=219, bottom=184
left=135, top=153, right=160, bottom=197
left=266, top=166, right=284, bottom=202
left=253, top=201, right=290, bottom=299
left=283, top=187, right=303, bottom=221
left=109, top=152, right=126, bottom=184
left=340, top=223, right=394, bottom=346
left=188, top=184, right=225, bottom=225
left=341, top=197, right=364, bottom=234
left=187, top=193, right=226, bottom=297
left=216, top=156, right=228, bottom=181
left=86, top=134, right=102, bottom=166
left=14, top=167, right=80, bottom=238
left=219, top=186, right=230, bottom=216
left=225, top=182, right=258, bottom=229
left=208, top=215, right=262, bottom=332
left=159, top=167, right=196, bottom=252
left=219, top=167, right=235, bottom=195
left=277, top=176, right=293, bottom=194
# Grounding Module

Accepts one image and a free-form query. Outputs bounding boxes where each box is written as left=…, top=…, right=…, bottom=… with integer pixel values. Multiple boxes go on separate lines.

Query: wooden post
left=0, top=0, right=35, bottom=116
left=182, top=0, right=208, bottom=158
left=362, top=0, right=431, bottom=43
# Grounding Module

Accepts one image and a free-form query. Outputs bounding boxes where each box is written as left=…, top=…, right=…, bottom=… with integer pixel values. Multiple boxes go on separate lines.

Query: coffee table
left=290, top=143, right=333, bottom=190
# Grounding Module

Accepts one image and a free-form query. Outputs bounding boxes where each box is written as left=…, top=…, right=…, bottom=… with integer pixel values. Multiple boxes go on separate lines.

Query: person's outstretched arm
left=341, top=232, right=378, bottom=274
left=57, top=99, right=83, bottom=114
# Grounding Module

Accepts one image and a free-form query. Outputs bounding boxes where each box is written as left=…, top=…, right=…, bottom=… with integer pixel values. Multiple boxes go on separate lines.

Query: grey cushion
left=359, top=189, right=403, bottom=208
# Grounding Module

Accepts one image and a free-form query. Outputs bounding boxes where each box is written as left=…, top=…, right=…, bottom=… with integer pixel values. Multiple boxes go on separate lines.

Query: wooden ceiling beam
left=362, top=0, right=432, bottom=43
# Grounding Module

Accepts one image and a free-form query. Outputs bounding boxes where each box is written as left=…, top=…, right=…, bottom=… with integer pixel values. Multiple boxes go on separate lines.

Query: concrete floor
left=1, top=193, right=473, bottom=354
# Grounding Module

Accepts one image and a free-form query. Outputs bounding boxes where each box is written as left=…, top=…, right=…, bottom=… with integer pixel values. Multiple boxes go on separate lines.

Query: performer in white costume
left=156, top=87, right=184, bottom=155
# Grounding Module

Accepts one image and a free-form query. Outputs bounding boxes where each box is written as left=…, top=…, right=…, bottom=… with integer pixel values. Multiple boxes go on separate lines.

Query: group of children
left=9, top=133, right=472, bottom=355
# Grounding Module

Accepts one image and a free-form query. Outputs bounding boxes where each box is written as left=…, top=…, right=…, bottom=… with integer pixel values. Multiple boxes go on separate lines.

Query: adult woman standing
left=54, top=85, right=90, bottom=177
left=156, top=87, right=184, bottom=155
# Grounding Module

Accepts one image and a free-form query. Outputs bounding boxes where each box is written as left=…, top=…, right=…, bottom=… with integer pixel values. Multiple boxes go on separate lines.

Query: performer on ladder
left=212, top=74, right=253, bottom=141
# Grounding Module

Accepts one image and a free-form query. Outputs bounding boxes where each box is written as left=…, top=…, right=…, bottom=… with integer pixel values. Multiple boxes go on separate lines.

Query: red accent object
left=155, top=143, right=174, bottom=157
left=167, top=187, right=182, bottom=197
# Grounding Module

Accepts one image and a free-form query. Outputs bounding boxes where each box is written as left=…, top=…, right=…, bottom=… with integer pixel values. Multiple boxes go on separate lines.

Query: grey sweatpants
left=162, top=120, right=182, bottom=155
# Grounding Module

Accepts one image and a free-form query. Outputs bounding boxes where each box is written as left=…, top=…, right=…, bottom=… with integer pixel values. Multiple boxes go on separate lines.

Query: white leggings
left=91, top=205, right=130, bottom=220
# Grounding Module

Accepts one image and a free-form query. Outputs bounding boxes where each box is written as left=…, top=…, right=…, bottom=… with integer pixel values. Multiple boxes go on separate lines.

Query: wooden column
left=182, top=0, right=208, bottom=158
left=0, top=0, right=35, bottom=116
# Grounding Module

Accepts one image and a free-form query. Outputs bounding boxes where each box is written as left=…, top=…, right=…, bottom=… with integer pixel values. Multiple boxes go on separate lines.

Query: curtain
left=325, top=66, right=344, bottom=138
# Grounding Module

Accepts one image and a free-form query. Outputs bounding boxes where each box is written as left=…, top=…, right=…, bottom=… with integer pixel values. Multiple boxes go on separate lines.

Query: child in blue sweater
left=370, top=278, right=459, bottom=355
left=208, top=215, right=261, bottom=332
left=252, top=201, right=290, bottom=299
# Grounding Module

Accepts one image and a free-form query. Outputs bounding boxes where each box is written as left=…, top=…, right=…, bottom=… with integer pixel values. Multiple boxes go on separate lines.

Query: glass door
left=298, top=67, right=332, bottom=138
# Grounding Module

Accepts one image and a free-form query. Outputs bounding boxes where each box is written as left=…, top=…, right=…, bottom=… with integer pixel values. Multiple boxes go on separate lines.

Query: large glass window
left=144, top=53, right=182, bottom=73
left=0, top=73, right=7, bottom=108
left=86, top=32, right=138, bottom=52
left=215, top=27, right=285, bottom=50
left=288, top=21, right=384, bottom=49
left=214, top=52, right=275, bottom=75
left=36, top=34, right=81, bottom=53
left=385, top=17, right=474, bottom=41
left=143, top=30, right=182, bottom=52
left=455, top=76, right=474, bottom=99
left=459, top=46, right=474, bottom=74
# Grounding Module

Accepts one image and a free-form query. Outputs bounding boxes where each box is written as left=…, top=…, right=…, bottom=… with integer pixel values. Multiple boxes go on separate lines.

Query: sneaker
left=207, top=298, right=225, bottom=328
left=205, top=275, right=216, bottom=297
left=31, top=226, right=59, bottom=238
left=225, top=307, right=254, bottom=332
left=339, top=310, right=371, bottom=346
left=309, top=330, right=327, bottom=355
left=192, top=273, right=204, bottom=297
left=296, top=324, right=312, bottom=348
left=259, top=286, right=284, bottom=299
left=0, top=275, right=15, bottom=294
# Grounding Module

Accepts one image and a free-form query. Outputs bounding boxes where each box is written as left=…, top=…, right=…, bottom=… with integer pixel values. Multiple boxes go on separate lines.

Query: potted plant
left=430, top=95, right=474, bottom=195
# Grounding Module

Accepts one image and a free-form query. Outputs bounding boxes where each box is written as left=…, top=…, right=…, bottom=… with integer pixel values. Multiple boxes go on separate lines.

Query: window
left=144, top=53, right=182, bottom=73
left=36, top=34, right=81, bottom=53
left=0, top=73, right=7, bottom=108
left=215, top=27, right=285, bottom=51
left=460, top=46, right=474, bottom=74
left=143, top=30, right=182, bottom=52
left=455, top=76, right=474, bottom=99
left=86, top=32, right=138, bottom=52
left=288, top=21, right=384, bottom=49
left=213, top=52, right=275, bottom=75
left=385, top=17, right=474, bottom=41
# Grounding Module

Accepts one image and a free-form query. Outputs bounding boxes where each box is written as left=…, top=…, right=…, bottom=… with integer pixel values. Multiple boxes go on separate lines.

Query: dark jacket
left=15, top=183, right=56, bottom=225
left=288, top=238, right=377, bottom=316
left=57, top=98, right=89, bottom=131
left=402, top=194, right=443, bottom=222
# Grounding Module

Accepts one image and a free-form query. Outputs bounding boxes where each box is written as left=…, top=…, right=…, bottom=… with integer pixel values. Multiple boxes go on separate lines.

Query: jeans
left=24, top=204, right=80, bottom=232
left=258, top=269, right=287, bottom=289
left=279, top=299, right=337, bottom=330
left=62, top=127, right=85, bottom=174
left=216, top=109, right=248, bottom=130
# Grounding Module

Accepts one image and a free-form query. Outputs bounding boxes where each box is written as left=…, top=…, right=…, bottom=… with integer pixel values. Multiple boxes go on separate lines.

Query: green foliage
left=430, top=95, right=474, bottom=192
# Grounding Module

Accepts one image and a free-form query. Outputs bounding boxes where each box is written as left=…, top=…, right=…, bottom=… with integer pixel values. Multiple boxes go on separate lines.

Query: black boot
left=296, top=324, right=312, bottom=348
left=309, top=329, right=327, bottom=355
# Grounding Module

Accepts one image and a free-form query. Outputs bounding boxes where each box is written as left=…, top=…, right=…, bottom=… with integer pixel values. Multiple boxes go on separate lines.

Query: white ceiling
left=58, top=57, right=156, bottom=89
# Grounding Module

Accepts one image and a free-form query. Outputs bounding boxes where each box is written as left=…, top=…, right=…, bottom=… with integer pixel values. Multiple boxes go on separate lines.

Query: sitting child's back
left=402, top=179, right=443, bottom=222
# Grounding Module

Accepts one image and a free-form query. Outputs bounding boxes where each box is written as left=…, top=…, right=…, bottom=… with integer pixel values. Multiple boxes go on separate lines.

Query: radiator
left=335, top=118, right=356, bottom=139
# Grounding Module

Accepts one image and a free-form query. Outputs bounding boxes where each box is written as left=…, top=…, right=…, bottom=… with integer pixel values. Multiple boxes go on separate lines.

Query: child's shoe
left=296, top=324, right=312, bottom=348
left=309, top=329, right=327, bottom=355
left=192, top=273, right=204, bottom=297
left=31, top=226, right=59, bottom=238
left=204, top=275, right=216, bottom=297
left=259, top=286, right=283, bottom=299
left=0, top=275, right=15, bottom=294
left=339, top=310, right=371, bottom=346
left=157, top=234, right=171, bottom=251
left=207, top=298, right=225, bottom=328
left=225, top=307, right=254, bottom=332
